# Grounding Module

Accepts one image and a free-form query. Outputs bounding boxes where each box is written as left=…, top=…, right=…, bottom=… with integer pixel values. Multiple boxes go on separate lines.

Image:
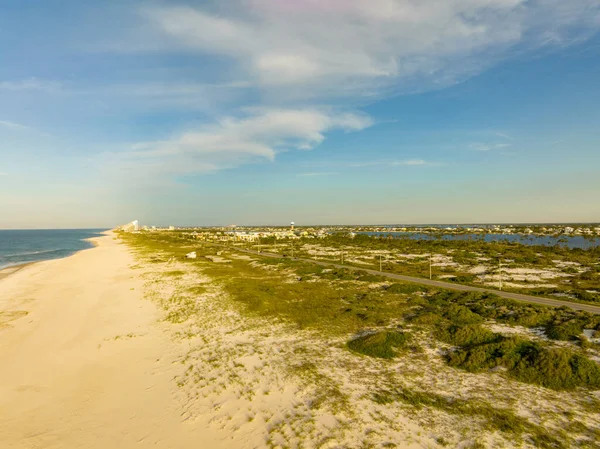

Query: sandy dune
left=0, top=233, right=227, bottom=449
left=4, top=233, right=591, bottom=448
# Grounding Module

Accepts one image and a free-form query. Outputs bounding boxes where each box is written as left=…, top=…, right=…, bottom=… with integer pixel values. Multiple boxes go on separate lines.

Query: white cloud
left=345, top=159, right=433, bottom=168
left=469, top=142, right=512, bottom=152
left=495, top=132, right=513, bottom=140
left=392, top=159, right=428, bottom=166
left=0, top=120, right=31, bottom=131
left=298, top=172, right=338, bottom=177
left=120, top=109, right=373, bottom=176
left=0, top=172, right=7, bottom=176
left=0, top=120, right=51, bottom=137
left=0, top=78, right=60, bottom=92
left=143, top=0, right=600, bottom=100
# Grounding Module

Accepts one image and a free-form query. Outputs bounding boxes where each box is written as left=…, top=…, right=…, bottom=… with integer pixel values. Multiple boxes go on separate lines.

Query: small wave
left=1, top=249, right=66, bottom=259
left=0, top=262, right=27, bottom=271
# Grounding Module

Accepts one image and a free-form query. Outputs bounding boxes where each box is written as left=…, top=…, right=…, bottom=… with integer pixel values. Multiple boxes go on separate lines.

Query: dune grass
left=347, top=331, right=411, bottom=359
left=123, top=231, right=600, bottom=389
left=120, top=231, right=600, bottom=446
left=373, top=387, right=565, bottom=449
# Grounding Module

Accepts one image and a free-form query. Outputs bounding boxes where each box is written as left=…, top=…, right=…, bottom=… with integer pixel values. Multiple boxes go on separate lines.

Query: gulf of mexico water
left=0, top=229, right=108, bottom=270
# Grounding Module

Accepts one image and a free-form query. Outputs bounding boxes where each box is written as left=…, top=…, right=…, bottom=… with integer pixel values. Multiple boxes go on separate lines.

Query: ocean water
left=0, top=229, right=108, bottom=270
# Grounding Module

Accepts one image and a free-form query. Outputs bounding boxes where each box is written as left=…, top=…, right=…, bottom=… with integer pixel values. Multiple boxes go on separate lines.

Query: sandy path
left=0, top=233, right=226, bottom=449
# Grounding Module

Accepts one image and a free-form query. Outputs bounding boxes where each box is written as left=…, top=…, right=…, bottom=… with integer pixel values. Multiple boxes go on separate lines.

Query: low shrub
left=448, top=337, right=600, bottom=390
left=545, top=320, right=584, bottom=341
left=443, top=304, right=484, bottom=325
left=435, top=324, right=498, bottom=347
left=347, top=331, right=410, bottom=359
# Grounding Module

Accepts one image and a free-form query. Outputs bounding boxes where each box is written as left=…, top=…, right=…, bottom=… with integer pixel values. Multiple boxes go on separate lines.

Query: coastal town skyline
left=1, top=0, right=600, bottom=228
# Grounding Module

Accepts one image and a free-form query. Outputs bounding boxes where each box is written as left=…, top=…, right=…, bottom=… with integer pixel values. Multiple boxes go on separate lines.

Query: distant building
left=168, top=226, right=175, bottom=231
left=120, top=220, right=139, bottom=232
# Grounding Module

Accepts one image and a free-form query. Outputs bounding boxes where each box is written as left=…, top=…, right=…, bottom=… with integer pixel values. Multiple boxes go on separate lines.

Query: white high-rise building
left=121, top=220, right=139, bottom=232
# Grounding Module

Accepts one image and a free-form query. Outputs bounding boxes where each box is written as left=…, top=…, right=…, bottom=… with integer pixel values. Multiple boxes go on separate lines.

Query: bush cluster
left=448, top=337, right=600, bottom=390
left=347, top=331, right=411, bottom=359
left=406, top=291, right=600, bottom=390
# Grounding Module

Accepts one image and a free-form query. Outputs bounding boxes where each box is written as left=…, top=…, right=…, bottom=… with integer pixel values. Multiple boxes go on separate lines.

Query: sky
left=1, top=0, right=599, bottom=228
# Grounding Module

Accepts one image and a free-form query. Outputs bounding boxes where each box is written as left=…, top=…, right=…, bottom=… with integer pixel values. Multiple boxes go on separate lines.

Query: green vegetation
left=124, top=231, right=600, bottom=391
left=448, top=337, right=600, bottom=390
left=284, top=232, right=600, bottom=304
left=372, top=387, right=565, bottom=448
left=347, top=331, right=411, bottom=359
left=406, top=290, right=600, bottom=390
left=214, top=264, right=412, bottom=335
left=414, top=290, right=600, bottom=342
left=121, top=230, right=600, bottom=446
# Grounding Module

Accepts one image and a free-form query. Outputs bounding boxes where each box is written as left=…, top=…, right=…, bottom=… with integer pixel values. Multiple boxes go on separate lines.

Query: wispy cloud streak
left=115, top=109, right=373, bottom=177
left=0, top=120, right=34, bottom=132
left=0, top=78, right=60, bottom=92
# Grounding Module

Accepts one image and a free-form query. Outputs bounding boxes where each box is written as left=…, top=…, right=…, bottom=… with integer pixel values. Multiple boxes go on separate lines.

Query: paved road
left=207, top=243, right=600, bottom=314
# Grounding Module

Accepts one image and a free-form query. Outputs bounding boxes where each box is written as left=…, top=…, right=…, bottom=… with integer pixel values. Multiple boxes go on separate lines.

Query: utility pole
left=379, top=254, right=382, bottom=272
left=291, top=242, right=294, bottom=259
left=429, top=253, right=432, bottom=280
left=499, top=259, right=503, bottom=291
left=341, top=251, right=344, bottom=264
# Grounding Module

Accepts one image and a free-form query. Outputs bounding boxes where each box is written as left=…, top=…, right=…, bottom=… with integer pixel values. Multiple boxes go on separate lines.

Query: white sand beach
left=3, top=232, right=595, bottom=449
left=0, top=233, right=228, bottom=449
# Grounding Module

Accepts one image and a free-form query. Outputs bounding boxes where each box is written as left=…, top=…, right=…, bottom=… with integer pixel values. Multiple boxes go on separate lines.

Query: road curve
left=206, top=243, right=600, bottom=314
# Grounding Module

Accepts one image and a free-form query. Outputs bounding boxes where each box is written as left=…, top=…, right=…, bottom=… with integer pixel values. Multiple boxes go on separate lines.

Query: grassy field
left=122, top=230, right=600, bottom=448
left=235, top=232, right=600, bottom=304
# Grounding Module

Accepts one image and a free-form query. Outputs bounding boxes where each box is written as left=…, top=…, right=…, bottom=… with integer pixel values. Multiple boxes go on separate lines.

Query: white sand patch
left=396, top=253, right=429, bottom=260
left=468, top=265, right=488, bottom=274
left=552, top=260, right=581, bottom=268
left=488, top=323, right=550, bottom=341
left=552, top=293, right=577, bottom=299
left=583, top=329, right=600, bottom=343
left=344, top=257, right=374, bottom=265
left=500, top=267, right=570, bottom=281
left=205, top=255, right=232, bottom=263
left=431, top=254, right=462, bottom=268
left=483, top=281, right=558, bottom=289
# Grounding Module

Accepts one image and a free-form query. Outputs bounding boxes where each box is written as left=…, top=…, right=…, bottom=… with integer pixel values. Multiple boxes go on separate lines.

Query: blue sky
left=1, top=0, right=599, bottom=228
